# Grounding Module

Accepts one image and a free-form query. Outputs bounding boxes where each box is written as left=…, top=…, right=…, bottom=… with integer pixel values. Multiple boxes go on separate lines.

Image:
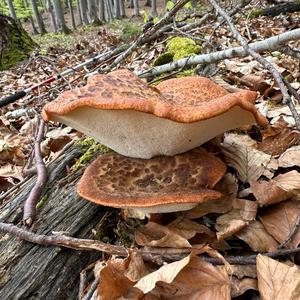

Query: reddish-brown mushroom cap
left=77, top=148, right=226, bottom=213
left=42, top=69, right=268, bottom=159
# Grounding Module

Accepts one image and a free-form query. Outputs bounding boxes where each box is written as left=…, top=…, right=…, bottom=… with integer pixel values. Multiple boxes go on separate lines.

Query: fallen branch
left=1, top=221, right=300, bottom=266
left=23, top=119, right=47, bottom=226
left=137, top=28, right=300, bottom=78
left=207, top=0, right=300, bottom=129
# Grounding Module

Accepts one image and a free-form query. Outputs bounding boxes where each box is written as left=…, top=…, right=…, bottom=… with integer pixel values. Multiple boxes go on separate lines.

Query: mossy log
left=251, top=1, right=300, bottom=17
left=0, top=14, right=37, bottom=70
left=0, top=145, right=108, bottom=299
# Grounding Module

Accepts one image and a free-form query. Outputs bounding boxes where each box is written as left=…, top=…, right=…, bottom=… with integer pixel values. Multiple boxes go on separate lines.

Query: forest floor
left=1, top=1, right=300, bottom=299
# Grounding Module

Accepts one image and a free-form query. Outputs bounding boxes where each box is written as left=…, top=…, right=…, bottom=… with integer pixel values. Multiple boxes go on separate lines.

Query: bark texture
left=0, top=146, right=107, bottom=299
left=0, top=14, right=37, bottom=70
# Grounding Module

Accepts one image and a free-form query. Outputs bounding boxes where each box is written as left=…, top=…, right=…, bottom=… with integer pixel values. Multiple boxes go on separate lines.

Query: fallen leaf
left=231, top=277, right=258, bottom=298
left=135, top=254, right=231, bottom=300
left=135, top=222, right=191, bottom=248
left=221, top=133, right=276, bottom=182
left=279, top=145, right=300, bottom=168
left=236, top=220, right=279, bottom=252
left=257, top=255, right=300, bottom=300
left=216, top=210, right=247, bottom=240
left=259, top=200, right=300, bottom=248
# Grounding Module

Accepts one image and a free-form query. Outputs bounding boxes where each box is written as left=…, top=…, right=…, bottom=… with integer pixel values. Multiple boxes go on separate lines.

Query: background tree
left=52, top=0, right=71, bottom=33
left=6, top=0, right=17, bottom=20
left=30, top=0, right=47, bottom=34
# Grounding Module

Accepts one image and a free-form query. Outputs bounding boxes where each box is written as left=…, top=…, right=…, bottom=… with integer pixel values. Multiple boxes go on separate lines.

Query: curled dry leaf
left=257, top=117, right=300, bottom=156
left=259, top=200, right=300, bottom=249
left=231, top=277, right=258, bottom=298
left=275, top=170, right=300, bottom=199
left=236, top=220, right=279, bottom=252
left=182, top=173, right=237, bottom=219
left=216, top=210, right=247, bottom=240
left=221, top=133, right=277, bottom=182
left=257, top=255, right=300, bottom=300
left=135, top=254, right=231, bottom=300
left=279, top=145, right=300, bottom=168
left=135, top=222, right=192, bottom=248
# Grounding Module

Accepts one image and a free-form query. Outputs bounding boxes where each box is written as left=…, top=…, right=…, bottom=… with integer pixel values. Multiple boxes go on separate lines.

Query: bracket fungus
left=77, top=148, right=226, bottom=213
left=42, top=69, right=268, bottom=159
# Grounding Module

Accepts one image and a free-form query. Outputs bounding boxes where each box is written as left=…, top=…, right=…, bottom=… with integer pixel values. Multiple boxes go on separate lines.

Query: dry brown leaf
left=236, top=220, right=279, bottom=252
left=183, top=173, right=237, bottom=219
left=221, top=133, right=276, bottom=182
left=98, top=252, right=149, bottom=300
left=231, top=277, right=258, bottom=298
left=279, top=145, right=300, bottom=168
left=135, top=222, right=191, bottom=248
left=135, top=254, right=231, bottom=300
left=275, top=170, right=300, bottom=199
left=216, top=210, right=247, bottom=240
left=257, top=255, right=300, bottom=300
left=257, top=117, right=300, bottom=156
left=0, top=164, right=23, bottom=181
left=259, top=200, right=300, bottom=248
left=250, top=179, right=292, bottom=206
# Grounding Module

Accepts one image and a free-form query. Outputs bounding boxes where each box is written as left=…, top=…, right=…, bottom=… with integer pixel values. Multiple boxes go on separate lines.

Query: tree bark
left=151, top=0, right=157, bottom=16
left=30, top=0, right=47, bottom=34
left=46, top=0, right=58, bottom=32
left=133, top=0, right=139, bottom=16
left=251, top=1, right=300, bottom=17
left=0, top=146, right=108, bottom=299
left=79, top=0, right=89, bottom=25
left=0, top=14, right=37, bottom=70
left=68, top=0, right=76, bottom=28
left=24, top=0, right=39, bottom=34
left=98, top=0, right=105, bottom=21
left=52, top=0, right=71, bottom=33
left=6, top=0, right=18, bottom=21
left=87, top=0, right=101, bottom=24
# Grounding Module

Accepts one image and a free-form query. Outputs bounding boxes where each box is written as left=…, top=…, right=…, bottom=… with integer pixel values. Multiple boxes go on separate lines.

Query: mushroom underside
left=53, top=105, right=255, bottom=159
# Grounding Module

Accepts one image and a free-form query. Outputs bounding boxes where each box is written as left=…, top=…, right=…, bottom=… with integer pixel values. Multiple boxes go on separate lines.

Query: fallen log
left=0, top=145, right=109, bottom=299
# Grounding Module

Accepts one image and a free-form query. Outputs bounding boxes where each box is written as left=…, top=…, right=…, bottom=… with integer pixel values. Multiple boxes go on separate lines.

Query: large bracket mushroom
left=77, top=148, right=226, bottom=213
left=42, top=69, right=268, bottom=159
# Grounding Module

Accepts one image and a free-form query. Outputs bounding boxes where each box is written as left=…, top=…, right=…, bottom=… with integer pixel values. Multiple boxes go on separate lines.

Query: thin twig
left=82, top=277, right=100, bottom=300
left=1, top=222, right=300, bottom=266
left=23, top=119, right=47, bottom=226
left=207, top=0, right=300, bottom=129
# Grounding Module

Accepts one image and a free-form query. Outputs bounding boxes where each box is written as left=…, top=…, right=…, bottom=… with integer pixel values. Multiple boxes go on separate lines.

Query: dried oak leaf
left=231, top=277, right=258, bottom=298
left=259, top=200, right=300, bottom=249
left=257, top=255, right=300, bottom=300
left=257, top=117, right=300, bottom=156
left=221, top=133, right=277, bottom=183
left=236, top=220, right=279, bottom=252
left=135, top=254, right=231, bottom=300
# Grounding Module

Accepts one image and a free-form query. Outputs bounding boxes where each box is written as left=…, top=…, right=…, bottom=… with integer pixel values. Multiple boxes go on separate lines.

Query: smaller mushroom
left=77, top=148, right=226, bottom=213
left=42, top=69, right=268, bottom=159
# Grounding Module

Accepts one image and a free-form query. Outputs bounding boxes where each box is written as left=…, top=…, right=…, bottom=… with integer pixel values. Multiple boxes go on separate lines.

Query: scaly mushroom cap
left=77, top=148, right=226, bottom=213
left=42, top=69, right=268, bottom=159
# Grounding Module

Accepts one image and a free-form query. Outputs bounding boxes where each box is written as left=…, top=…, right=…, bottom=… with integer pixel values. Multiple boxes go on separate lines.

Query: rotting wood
left=0, top=145, right=108, bottom=300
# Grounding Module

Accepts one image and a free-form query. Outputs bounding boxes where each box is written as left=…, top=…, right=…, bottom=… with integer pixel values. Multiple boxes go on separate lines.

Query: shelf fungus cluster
left=42, top=69, right=267, bottom=213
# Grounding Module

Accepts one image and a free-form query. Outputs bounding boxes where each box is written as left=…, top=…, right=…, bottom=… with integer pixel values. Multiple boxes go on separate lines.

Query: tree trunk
left=77, top=0, right=83, bottom=25
left=0, top=146, right=108, bottom=299
left=151, top=0, right=157, bottom=16
left=0, top=13, right=37, bottom=70
left=46, top=0, right=58, bottom=33
left=52, top=0, right=71, bottom=33
left=68, top=0, right=76, bottom=28
left=6, top=0, right=18, bottom=21
left=79, top=0, right=89, bottom=25
left=30, top=0, right=47, bottom=34
left=98, top=0, right=105, bottom=22
left=144, top=0, right=151, bottom=7
left=113, top=0, right=120, bottom=18
left=119, top=0, right=126, bottom=18
left=104, top=0, right=113, bottom=21
left=251, top=1, right=300, bottom=17
left=87, top=0, right=101, bottom=24
left=133, top=0, right=139, bottom=16
left=24, top=0, right=39, bottom=34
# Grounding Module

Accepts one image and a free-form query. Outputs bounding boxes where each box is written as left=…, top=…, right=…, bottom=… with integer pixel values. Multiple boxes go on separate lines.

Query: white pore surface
left=54, top=106, right=255, bottom=158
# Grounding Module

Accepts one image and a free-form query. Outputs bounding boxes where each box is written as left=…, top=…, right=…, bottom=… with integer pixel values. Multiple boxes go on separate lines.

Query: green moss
left=166, top=36, right=201, bottom=61
left=249, top=9, right=263, bottom=18
left=72, top=138, right=112, bottom=171
left=153, top=52, right=174, bottom=66
left=1, top=17, right=37, bottom=70
left=36, top=195, right=48, bottom=209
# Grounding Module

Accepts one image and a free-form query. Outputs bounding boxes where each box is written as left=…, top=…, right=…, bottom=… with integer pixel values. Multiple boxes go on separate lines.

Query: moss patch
left=72, top=138, right=112, bottom=171
left=0, top=15, right=37, bottom=70
left=166, top=36, right=201, bottom=61
left=153, top=52, right=174, bottom=66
